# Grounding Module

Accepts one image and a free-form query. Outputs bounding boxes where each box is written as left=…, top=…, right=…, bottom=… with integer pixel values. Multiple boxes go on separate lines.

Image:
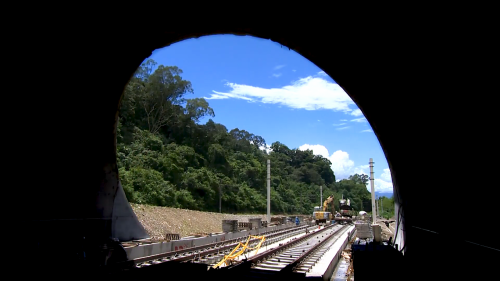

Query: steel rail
left=284, top=224, right=350, bottom=273
left=238, top=224, right=336, bottom=266
left=130, top=225, right=312, bottom=266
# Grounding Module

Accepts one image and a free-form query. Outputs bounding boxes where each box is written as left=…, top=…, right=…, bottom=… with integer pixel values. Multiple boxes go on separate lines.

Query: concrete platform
left=331, top=258, right=352, bottom=281
left=305, top=225, right=355, bottom=280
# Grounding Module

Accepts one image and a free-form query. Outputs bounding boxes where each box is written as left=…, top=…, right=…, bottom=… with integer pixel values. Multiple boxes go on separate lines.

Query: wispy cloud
left=298, top=144, right=393, bottom=193
left=205, top=76, right=355, bottom=112
left=274, top=65, right=286, bottom=70
left=205, top=94, right=229, bottom=100
left=272, top=73, right=282, bottom=78
left=351, top=109, right=363, bottom=116
left=361, top=129, right=373, bottom=133
left=351, top=117, right=367, bottom=123
left=292, top=69, right=296, bottom=72
left=317, top=71, right=327, bottom=76
left=333, top=123, right=347, bottom=126
left=340, top=119, right=347, bottom=122
left=205, top=92, right=253, bottom=101
left=336, top=126, right=350, bottom=130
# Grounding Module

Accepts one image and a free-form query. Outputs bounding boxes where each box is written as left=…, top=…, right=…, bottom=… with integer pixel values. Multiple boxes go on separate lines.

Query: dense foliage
left=117, top=59, right=392, bottom=216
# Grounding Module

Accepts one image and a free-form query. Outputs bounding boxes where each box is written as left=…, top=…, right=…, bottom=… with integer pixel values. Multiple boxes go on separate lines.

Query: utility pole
left=377, top=199, right=380, bottom=218
left=381, top=197, right=383, bottom=217
left=369, top=158, right=376, bottom=224
left=320, top=186, right=322, bottom=206
left=267, top=159, right=271, bottom=224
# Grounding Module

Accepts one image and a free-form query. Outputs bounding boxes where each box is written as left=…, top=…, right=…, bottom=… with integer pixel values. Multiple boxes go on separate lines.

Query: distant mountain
left=375, top=192, right=393, bottom=199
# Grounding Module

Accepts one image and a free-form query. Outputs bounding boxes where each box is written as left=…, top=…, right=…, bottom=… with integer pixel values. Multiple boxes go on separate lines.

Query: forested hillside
left=117, top=59, right=393, bottom=217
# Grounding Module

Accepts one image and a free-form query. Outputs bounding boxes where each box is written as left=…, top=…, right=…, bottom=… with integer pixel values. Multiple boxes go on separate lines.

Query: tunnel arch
left=113, top=31, right=404, bottom=244
left=28, top=28, right=414, bottom=273
left=22, top=17, right=498, bottom=280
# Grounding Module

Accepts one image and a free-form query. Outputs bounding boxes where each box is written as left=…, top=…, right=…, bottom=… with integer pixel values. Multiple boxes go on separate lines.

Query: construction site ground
left=130, top=203, right=304, bottom=242
left=130, top=203, right=396, bottom=243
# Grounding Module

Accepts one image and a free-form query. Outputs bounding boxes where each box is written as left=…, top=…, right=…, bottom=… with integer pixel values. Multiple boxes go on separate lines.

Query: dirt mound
left=130, top=203, right=300, bottom=241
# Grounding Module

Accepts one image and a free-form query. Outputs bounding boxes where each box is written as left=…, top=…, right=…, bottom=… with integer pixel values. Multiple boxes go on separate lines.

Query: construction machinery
left=313, top=195, right=334, bottom=225
left=339, top=195, right=355, bottom=218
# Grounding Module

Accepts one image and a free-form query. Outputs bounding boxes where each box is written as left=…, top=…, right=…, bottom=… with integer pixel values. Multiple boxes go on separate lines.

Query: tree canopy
left=117, top=59, right=393, bottom=216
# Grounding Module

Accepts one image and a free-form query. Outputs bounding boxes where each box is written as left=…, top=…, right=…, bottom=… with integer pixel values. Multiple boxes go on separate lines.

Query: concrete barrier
left=171, top=239, right=193, bottom=251
left=231, top=231, right=244, bottom=239
left=239, top=230, right=249, bottom=237
left=191, top=236, right=216, bottom=247
left=222, top=220, right=238, bottom=232
left=249, top=218, right=262, bottom=229
left=124, top=241, right=172, bottom=260
left=214, top=232, right=233, bottom=242
left=125, top=223, right=305, bottom=261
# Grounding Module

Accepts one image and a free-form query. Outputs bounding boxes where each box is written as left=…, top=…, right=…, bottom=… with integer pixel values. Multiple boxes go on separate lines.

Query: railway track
left=109, top=222, right=355, bottom=280
left=130, top=224, right=312, bottom=268
left=249, top=224, right=349, bottom=274
left=217, top=223, right=348, bottom=278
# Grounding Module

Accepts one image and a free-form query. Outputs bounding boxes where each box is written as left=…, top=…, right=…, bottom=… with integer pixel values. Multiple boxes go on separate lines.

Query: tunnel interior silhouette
left=28, top=27, right=498, bottom=279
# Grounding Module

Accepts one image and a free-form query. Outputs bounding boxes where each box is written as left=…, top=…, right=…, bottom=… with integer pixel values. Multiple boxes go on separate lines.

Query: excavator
left=313, top=195, right=335, bottom=225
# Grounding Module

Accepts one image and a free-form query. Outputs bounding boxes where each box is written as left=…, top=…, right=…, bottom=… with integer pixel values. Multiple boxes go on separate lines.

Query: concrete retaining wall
left=123, top=224, right=303, bottom=261
left=213, top=232, right=233, bottom=242
left=125, top=241, right=172, bottom=260
left=171, top=239, right=193, bottom=251
left=191, top=236, right=217, bottom=247
left=222, top=220, right=238, bottom=232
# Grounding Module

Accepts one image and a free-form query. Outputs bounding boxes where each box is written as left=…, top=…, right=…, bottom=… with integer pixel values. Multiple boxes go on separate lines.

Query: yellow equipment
left=313, top=195, right=335, bottom=225
left=212, top=235, right=266, bottom=268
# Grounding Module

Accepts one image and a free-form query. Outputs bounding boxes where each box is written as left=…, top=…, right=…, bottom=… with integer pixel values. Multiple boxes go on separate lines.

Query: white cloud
left=373, top=178, right=393, bottom=193
left=361, top=129, right=373, bottom=133
left=353, top=164, right=369, bottom=175
left=317, top=119, right=321, bottom=122
left=204, top=94, right=229, bottom=100
left=292, top=69, right=296, bottom=72
left=361, top=168, right=394, bottom=194
left=351, top=117, right=367, bottom=123
left=333, top=123, right=347, bottom=126
left=380, top=168, right=392, bottom=182
left=351, top=109, right=363, bottom=116
left=205, top=91, right=253, bottom=101
left=340, top=119, right=347, bottom=121
left=274, top=65, right=286, bottom=70
left=298, top=144, right=393, bottom=193
left=317, top=71, right=327, bottom=76
left=298, top=144, right=330, bottom=159
left=336, top=126, right=350, bottom=130
left=205, top=76, right=355, bottom=113
left=272, top=73, right=282, bottom=78
left=329, top=150, right=355, bottom=179
left=259, top=144, right=272, bottom=154
left=297, top=145, right=357, bottom=180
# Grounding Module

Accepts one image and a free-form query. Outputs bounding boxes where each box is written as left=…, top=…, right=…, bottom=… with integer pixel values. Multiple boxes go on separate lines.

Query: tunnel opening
left=113, top=34, right=404, bottom=274
left=31, top=30, right=410, bottom=279
left=25, top=20, right=500, bottom=281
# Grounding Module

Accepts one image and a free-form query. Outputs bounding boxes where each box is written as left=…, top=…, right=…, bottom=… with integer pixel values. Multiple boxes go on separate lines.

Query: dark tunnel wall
left=16, top=15, right=499, bottom=279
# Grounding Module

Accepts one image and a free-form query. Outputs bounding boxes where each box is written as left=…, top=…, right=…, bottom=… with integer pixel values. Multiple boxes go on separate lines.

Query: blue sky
left=145, top=35, right=393, bottom=194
